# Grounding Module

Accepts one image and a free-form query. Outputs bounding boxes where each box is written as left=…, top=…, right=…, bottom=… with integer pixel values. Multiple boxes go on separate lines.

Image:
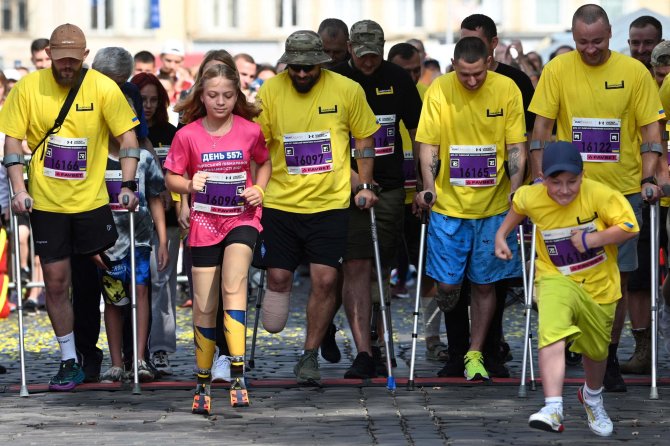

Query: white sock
left=583, top=383, right=603, bottom=405
left=545, top=396, right=563, bottom=413
left=56, top=332, right=78, bottom=362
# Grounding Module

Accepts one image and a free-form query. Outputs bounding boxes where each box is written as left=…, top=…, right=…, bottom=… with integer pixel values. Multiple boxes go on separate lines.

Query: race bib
left=192, top=171, right=246, bottom=216
left=43, top=135, right=88, bottom=180
left=572, top=117, right=621, bottom=162
left=105, top=170, right=139, bottom=212
left=449, top=145, right=497, bottom=187
left=284, top=131, right=333, bottom=175
left=542, top=223, right=606, bottom=275
left=403, top=150, right=417, bottom=190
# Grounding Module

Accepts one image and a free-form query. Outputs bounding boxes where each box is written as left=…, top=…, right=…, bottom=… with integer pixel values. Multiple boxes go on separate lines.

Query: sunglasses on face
left=288, top=64, right=316, bottom=73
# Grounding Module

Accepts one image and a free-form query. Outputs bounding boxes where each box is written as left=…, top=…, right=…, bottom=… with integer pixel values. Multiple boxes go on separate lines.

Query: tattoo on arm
left=508, top=146, right=520, bottom=178
left=430, top=152, right=439, bottom=181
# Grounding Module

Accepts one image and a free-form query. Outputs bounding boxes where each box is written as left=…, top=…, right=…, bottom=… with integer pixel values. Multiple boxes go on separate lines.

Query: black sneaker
left=437, top=356, right=465, bottom=377
left=371, top=346, right=388, bottom=377
left=22, top=299, right=38, bottom=314
left=320, top=323, right=341, bottom=363
left=79, top=350, right=103, bottom=383
left=48, top=359, right=85, bottom=391
left=484, top=358, right=510, bottom=378
left=344, top=352, right=377, bottom=379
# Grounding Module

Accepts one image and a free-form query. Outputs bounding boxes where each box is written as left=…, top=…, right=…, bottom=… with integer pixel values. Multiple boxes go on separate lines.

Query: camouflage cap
left=651, top=41, right=670, bottom=67
left=350, top=20, right=385, bottom=57
left=278, top=30, right=332, bottom=65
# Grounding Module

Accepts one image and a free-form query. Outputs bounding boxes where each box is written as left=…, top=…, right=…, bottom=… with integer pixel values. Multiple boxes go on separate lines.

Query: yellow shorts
left=536, top=275, right=617, bottom=361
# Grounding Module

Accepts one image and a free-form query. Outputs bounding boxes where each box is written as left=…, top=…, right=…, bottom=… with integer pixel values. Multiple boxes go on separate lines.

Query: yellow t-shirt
left=530, top=51, right=664, bottom=195
left=257, top=70, right=379, bottom=213
left=654, top=75, right=670, bottom=207
left=0, top=68, right=138, bottom=213
left=416, top=71, right=526, bottom=218
left=513, top=178, right=639, bottom=304
left=400, top=82, right=427, bottom=205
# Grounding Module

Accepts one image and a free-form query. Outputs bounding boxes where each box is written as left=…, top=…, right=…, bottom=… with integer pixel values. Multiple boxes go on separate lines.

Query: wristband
left=355, top=183, right=378, bottom=194
left=11, top=190, right=28, bottom=200
left=581, top=231, right=589, bottom=251
left=641, top=176, right=657, bottom=186
left=252, top=184, right=265, bottom=198
left=532, top=177, right=543, bottom=185
left=119, top=148, right=142, bottom=160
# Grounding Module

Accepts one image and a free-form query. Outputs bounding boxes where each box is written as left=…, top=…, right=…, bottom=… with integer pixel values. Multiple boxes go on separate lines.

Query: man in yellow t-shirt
left=255, top=30, right=378, bottom=385
left=496, top=141, right=638, bottom=436
left=0, top=24, right=139, bottom=391
left=415, top=36, right=527, bottom=381
left=528, top=4, right=665, bottom=392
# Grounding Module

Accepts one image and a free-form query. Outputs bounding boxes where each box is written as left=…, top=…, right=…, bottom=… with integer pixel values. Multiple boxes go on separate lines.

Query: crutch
left=648, top=187, right=660, bottom=399
left=123, top=194, right=141, bottom=395
left=407, top=192, right=432, bottom=390
left=7, top=180, right=29, bottom=397
left=248, top=268, right=266, bottom=369
left=518, top=222, right=537, bottom=397
left=360, top=197, right=396, bottom=390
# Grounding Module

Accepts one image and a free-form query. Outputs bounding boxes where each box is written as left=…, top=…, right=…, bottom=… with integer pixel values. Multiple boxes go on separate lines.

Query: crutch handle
left=358, top=197, right=366, bottom=207
left=421, top=192, right=433, bottom=224
left=24, top=198, right=31, bottom=209
left=424, top=192, right=433, bottom=203
left=646, top=187, right=654, bottom=199
left=123, top=194, right=129, bottom=205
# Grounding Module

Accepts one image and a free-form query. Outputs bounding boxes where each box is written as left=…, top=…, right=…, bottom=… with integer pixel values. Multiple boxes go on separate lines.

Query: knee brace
left=435, top=287, right=461, bottom=313
left=261, top=290, right=290, bottom=333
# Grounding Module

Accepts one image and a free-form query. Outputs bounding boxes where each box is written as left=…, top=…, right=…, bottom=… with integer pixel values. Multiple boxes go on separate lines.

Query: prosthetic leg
left=518, top=223, right=537, bottom=398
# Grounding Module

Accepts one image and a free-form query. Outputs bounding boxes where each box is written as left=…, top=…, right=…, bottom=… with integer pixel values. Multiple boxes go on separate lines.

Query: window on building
left=600, top=0, right=624, bottom=20
left=91, top=0, right=114, bottom=30
left=128, top=0, right=153, bottom=30
left=213, top=0, right=239, bottom=29
left=536, top=0, right=560, bottom=26
left=2, top=0, right=27, bottom=32
left=414, top=0, right=424, bottom=27
left=276, top=0, right=297, bottom=28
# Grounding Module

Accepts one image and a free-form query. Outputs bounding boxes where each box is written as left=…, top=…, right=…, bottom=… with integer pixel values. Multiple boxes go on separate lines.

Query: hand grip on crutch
left=122, top=194, right=141, bottom=395
left=646, top=187, right=660, bottom=400
left=407, top=192, right=432, bottom=390
left=518, top=222, right=537, bottom=398
left=8, top=182, right=30, bottom=397
left=359, top=196, right=396, bottom=390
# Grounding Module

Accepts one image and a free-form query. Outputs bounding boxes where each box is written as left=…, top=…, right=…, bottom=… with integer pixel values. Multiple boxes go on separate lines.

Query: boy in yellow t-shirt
left=495, top=142, right=638, bottom=437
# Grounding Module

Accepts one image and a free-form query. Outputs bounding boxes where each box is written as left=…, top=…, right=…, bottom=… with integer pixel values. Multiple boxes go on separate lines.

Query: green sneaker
left=294, top=349, right=321, bottom=385
left=49, top=359, right=85, bottom=391
left=464, top=351, right=489, bottom=381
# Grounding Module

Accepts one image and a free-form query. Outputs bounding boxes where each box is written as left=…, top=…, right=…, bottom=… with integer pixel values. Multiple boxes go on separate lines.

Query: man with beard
left=628, top=15, right=663, bottom=74
left=256, top=30, right=379, bottom=385
left=0, top=23, right=140, bottom=391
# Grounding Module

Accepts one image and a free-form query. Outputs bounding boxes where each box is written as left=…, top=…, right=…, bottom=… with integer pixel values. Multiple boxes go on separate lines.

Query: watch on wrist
left=121, top=180, right=138, bottom=192
left=640, top=176, right=657, bottom=186
left=355, top=183, right=378, bottom=194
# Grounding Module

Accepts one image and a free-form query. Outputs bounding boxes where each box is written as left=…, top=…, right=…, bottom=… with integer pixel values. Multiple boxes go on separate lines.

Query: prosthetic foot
left=229, top=358, right=249, bottom=407
left=192, top=382, right=211, bottom=415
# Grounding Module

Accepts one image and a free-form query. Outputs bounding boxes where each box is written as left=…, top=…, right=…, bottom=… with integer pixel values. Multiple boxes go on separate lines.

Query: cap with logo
left=350, top=20, right=385, bottom=57
left=651, top=40, right=670, bottom=67
left=278, top=30, right=332, bottom=65
left=542, top=141, right=583, bottom=177
left=49, top=23, right=86, bottom=61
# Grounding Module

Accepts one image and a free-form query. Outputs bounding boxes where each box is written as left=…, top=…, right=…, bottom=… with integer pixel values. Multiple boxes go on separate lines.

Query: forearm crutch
left=8, top=180, right=29, bottom=397
left=407, top=192, right=432, bottom=390
left=248, top=268, right=265, bottom=369
left=362, top=198, right=396, bottom=390
left=123, top=195, right=141, bottom=395
left=648, top=188, right=660, bottom=399
left=518, top=222, right=537, bottom=398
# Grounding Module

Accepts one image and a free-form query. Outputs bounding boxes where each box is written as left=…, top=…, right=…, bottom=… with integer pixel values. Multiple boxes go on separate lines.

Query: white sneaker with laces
left=528, top=405, right=564, bottom=433
left=152, top=351, right=173, bottom=376
left=211, top=354, right=232, bottom=382
left=578, top=386, right=613, bottom=437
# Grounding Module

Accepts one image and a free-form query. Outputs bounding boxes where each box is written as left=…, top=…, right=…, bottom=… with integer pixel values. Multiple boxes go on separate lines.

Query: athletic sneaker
left=294, top=349, right=320, bottom=385
left=320, top=323, right=341, bottom=363
left=463, top=351, right=489, bottom=381
left=152, top=351, right=173, bottom=376
left=528, top=405, right=564, bottom=433
left=577, top=386, right=613, bottom=437
left=344, top=352, right=377, bottom=379
left=137, top=359, right=155, bottom=382
left=211, top=355, right=232, bottom=383
left=100, top=366, right=125, bottom=383
left=48, top=359, right=85, bottom=391
left=192, top=383, right=211, bottom=415
left=437, top=356, right=465, bottom=377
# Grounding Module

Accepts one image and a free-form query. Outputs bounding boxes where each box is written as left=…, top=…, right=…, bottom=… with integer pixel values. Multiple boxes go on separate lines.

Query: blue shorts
left=426, top=211, right=521, bottom=285
left=617, top=193, right=642, bottom=272
left=100, top=247, right=151, bottom=306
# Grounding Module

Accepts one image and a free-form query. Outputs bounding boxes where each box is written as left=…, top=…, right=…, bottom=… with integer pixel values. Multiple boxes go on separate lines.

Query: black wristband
left=640, top=176, right=656, bottom=186
left=121, top=180, right=138, bottom=191
left=355, top=183, right=378, bottom=195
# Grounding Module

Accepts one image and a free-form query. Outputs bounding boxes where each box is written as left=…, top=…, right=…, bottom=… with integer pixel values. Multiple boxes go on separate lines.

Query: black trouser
left=72, top=254, right=103, bottom=367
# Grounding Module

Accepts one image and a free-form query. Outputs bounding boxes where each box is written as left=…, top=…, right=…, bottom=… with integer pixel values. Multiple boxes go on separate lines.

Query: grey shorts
left=617, top=193, right=643, bottom=272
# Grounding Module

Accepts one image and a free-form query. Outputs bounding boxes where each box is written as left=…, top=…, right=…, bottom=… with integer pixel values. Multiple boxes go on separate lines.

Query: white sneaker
left=578, top=386, right=613, bottom=437
left=152, top=351, right=173, bottom=376
left=211, top=354, right=231, bottom=382
left=528, top=405, right=564, bottom=433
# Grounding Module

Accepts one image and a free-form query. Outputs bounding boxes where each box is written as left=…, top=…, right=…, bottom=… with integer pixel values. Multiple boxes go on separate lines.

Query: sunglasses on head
left=288, top=64, right=315, bottom=72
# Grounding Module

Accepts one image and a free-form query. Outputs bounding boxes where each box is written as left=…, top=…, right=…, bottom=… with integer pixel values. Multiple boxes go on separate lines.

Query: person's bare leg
left=539, top=340, right=566, bottom=397
left=342, top=258, right=372, bottom=355
left=42, top=258, right=73, bottom=336
left=304, top=263, right=339, bottom=350
left=469, top=283, right=496, bottom=352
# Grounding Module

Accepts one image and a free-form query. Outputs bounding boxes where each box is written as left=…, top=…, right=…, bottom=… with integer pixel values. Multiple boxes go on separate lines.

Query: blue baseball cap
left=542, top=141, right=583, bottom=177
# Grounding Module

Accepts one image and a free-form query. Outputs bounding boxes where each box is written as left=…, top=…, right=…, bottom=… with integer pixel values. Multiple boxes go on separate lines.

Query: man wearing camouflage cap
left=330, top=20, right=422, bottom=379
left=256, top=30, right=379, bottom=385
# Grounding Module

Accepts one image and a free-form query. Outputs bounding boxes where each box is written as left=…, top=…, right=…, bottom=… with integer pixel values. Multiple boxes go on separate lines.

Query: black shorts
left=190, top=225, right=259, bottom=268
left=628, top=203, right=669, bottom=291
left=30, top=205, right=118, bottom=264
left=256, top=207, right=349, bottom=271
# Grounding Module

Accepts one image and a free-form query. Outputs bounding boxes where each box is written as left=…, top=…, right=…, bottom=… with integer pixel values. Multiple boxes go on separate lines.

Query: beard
left=51, top=63, right=83, bottom=87
left=289, top=70, right=321, bottom=93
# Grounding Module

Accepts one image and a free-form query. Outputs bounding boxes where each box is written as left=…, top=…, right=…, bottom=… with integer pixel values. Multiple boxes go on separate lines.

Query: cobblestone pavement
left=1, top=277, right=669, bottom=444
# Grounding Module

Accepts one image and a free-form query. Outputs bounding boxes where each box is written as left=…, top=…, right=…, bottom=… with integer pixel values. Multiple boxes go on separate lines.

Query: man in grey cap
left=330, top=20, right=422, bottom=378
left=256, top=30, right=379, bottom=385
